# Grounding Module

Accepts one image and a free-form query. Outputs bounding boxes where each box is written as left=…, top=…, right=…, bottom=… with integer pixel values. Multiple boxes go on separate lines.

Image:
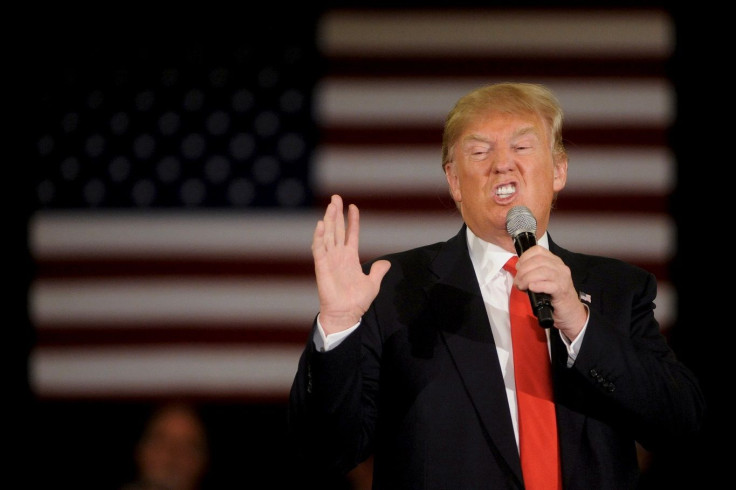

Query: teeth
left=496, top=184, right=515, bottom=197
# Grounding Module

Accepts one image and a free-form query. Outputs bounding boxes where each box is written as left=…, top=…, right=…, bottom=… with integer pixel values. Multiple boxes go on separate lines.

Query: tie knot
left=503, top=256, right=519, bottom=276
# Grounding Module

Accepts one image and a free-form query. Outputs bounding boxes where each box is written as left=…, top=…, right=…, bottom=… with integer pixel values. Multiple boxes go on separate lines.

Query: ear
left=444, top=162, right=462, bottom=202
left=552, top=154, right=568, bottom=192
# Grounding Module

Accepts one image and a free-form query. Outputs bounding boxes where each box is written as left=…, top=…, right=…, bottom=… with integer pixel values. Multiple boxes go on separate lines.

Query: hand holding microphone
left=505, top=205, right=555, bottom=328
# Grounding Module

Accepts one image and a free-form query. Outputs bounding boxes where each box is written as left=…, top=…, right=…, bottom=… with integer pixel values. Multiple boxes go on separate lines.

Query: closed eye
left=514, top=143, right=534, bottom=153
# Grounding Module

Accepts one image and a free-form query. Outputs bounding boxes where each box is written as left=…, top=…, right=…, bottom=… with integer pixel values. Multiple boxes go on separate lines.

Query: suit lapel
left=429, top=227, right=523, bottom=484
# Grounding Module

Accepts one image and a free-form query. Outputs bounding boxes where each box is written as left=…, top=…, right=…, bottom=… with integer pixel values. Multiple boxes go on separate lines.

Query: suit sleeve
left=564, top=268, right=705, bottom=450
left=288, top=313, right=379, bottom=478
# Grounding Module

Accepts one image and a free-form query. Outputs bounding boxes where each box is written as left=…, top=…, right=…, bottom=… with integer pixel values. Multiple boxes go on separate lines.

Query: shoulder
left=360, top=227, right=468, bottom=292
left=550, top=238, right=656, bottom=291
left=364, top=225, right=466, bottom=273
left=559, top=244, right=650, bottom=275
left=364, top=240, right=447, bottom=279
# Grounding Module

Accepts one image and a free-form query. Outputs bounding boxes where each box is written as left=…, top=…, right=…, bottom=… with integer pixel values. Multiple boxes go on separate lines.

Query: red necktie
left=503, top=256, right=562, bottom=490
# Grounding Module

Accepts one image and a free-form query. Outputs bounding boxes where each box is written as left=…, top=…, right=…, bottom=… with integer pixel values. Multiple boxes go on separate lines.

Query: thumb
left=368, top=259, right=391, bottom=286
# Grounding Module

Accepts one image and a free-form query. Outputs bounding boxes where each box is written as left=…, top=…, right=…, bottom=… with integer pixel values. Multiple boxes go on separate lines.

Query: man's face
left=444, top=110, right=567, bottom=250
left=136, top=408, right=208, bottom=490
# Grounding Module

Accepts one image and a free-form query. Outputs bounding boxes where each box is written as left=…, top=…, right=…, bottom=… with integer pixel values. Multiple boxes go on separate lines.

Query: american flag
left=28, top=7, right=676, bottom=402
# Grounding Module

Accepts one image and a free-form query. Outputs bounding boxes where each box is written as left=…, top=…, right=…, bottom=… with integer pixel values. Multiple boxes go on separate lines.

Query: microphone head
left=505, top=205, right=537, bottom=238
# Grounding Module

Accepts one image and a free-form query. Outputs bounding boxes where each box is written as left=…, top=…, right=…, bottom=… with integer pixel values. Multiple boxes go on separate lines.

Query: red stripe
left=35, top=258, right=315, bottom=279
left=34, top=390, right=291, bottom=404
left=322, top=125, right=669, bottom=147
left=327, top=55, right=669, bottom=79
left=34, top=256, right=670, bottom=281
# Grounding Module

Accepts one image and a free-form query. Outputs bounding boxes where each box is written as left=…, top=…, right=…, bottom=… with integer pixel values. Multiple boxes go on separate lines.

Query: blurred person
left=288, top=82, right=705, bottom=489
left=121, top=402, right=209, bottom=490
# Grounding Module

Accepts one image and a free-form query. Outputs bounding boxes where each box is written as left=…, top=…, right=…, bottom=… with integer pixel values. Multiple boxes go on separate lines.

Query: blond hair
left=441, top=82, right=566, bottom=170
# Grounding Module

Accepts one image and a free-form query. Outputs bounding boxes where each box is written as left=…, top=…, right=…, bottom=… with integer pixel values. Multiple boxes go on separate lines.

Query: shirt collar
left=466, top=226, right=549, bottom=279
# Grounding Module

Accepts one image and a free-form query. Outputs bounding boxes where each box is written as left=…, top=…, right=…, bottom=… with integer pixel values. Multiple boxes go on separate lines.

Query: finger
left=323, top=195, right=339, bottom=247
left=312, top=219, right=325, bottom=256
left=345, top=203, right=360, bottom=249
left=332, top=194, right=346, bottom=246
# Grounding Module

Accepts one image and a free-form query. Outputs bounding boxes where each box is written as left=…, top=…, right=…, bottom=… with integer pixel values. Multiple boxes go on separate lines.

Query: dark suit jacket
left=289, top=225, right=704, bottom=490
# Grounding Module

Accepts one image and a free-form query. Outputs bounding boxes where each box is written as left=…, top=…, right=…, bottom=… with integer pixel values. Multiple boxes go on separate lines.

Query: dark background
left=14, top=2, right=723, bottom=488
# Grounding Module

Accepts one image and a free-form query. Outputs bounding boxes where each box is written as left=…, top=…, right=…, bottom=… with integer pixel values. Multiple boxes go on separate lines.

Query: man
left=289, top=82, right=704, bottom=489
left=121, top=402, right=209, bottom=490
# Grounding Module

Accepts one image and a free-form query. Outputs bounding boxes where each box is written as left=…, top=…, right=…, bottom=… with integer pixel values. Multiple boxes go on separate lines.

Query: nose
left=491, top=147, right=515, bottom=173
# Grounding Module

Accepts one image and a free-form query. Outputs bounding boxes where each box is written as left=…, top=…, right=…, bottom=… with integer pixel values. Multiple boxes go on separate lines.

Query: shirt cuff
left=313, top=314, right=361, bottom=352
left=559, top=303, right=589, bottom=367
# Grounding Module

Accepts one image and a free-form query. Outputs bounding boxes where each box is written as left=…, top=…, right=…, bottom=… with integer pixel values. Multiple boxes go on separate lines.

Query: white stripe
left=31, top=277, right=675, bottom=331
left=314, top=146, right=448, bottom=194
left=30, top=281, right=676, bottom=397
left=315, top=146, right=675, bottom=195
left=549, top=213, right=674, bottom=260
left=29, top=345, right=302, bottom=397
left=654, top=282, right=676, bottom=329
left=316, top=78, right=674, bottom=125
left=318, top=9, right=673, bottom=57
left=29, top=210, right=321, bottom=258
left=565, top=147, right=675, bottom=193
left=30, top=211, right=673, bottom=261
left=358, top=213, right=675, bottom=261
left=30, top=278, right=319, bottom=326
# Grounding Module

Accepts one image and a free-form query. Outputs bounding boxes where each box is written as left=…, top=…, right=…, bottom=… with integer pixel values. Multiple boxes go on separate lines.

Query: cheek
left=536, top=166, right=557, bottom=189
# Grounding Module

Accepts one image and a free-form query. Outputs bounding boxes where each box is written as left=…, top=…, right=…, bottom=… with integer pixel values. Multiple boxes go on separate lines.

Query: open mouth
left=495, top=183, right=516, bottom=198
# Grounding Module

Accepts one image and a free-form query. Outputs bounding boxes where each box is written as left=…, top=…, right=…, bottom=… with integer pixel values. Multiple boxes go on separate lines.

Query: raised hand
left=312, top=195, right=391, bottom=334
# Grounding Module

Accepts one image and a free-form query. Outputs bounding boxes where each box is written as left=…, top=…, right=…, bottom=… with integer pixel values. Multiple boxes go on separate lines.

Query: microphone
left=505, top=205, right=554, bottom=328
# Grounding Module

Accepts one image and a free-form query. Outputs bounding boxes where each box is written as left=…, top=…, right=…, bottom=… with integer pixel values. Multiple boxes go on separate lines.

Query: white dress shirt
left=465, top=227, right=586, bottom=448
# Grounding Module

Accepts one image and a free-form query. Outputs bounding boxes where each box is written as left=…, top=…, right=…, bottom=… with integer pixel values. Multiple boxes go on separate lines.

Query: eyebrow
left=514, top=126, right=539, bottom=138
left=461, top=125, right=540, bottom=146
left=462, top=134, right=491, bottom=145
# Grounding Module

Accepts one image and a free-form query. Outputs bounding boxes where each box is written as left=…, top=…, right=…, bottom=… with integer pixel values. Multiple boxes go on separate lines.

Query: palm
left=312, top=195, right=390, bottom=333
